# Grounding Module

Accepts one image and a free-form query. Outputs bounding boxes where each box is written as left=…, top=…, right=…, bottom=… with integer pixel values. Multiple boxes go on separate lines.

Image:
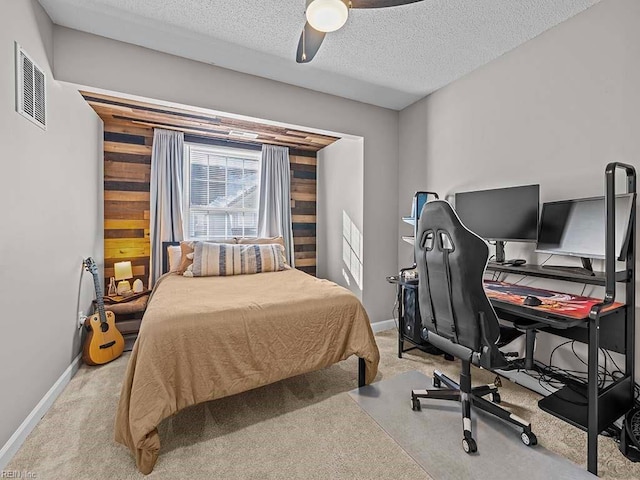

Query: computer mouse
left=523, top=295, right=543, bottom=307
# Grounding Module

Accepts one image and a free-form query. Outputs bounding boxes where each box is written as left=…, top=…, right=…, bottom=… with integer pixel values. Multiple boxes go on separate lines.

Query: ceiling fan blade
left=296, top=22, right=326, bottom=63
left=350, top=0, right=424, bottom=8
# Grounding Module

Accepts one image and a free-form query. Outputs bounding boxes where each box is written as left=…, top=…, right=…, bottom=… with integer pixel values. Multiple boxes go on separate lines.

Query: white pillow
left=167, top=245, right=182, bottom=273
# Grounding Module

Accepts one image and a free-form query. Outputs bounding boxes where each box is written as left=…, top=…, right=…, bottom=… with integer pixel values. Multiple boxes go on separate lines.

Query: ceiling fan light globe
left=306, top=0, right=349, bottom=33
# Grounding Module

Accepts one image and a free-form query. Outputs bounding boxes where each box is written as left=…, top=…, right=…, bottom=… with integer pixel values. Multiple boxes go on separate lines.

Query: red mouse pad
left=484, top=280, right=624, bottom=320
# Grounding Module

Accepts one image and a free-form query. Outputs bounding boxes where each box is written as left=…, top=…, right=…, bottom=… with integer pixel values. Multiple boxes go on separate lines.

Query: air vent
left=228, top=130, right=259, bottom=140
left=15, top=43, right=46, bottom=130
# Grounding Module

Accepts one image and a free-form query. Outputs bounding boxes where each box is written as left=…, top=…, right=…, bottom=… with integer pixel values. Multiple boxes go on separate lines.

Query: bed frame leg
left=358, top=357, right=366, bottom=388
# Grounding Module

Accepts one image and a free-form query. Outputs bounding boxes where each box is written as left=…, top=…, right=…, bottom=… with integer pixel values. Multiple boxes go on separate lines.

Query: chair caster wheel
left=433, top=376, right=441, bottom=388
left=462, top=437, right=477, bottom=454
left=491, top=392, right=501, bottom=404
left=521, top=431, right=537, bottom=446
left=411, top=397, right=421, bottom=411
left=444, top=353, right=455, bottom=361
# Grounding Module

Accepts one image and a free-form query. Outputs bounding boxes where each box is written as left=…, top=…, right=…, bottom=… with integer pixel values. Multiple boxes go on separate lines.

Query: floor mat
left=349, top=370, right=595, bottom=480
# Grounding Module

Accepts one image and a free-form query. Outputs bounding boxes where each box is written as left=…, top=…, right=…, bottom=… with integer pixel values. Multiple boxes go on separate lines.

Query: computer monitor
left=536, top=194, right=635, bottom=261
left=454, top=185, right=540, bottom=242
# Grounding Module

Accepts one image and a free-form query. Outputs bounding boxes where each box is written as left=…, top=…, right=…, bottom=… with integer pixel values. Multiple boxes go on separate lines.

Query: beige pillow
left=236, top=236, right=285, bottom=248
left=185, top=242, right=287, bottom=277
left=167, top=245, right=182, bottom=272
left=176, top=239, right=236, bottom=274
left=236, top=237, right=287, bottom=259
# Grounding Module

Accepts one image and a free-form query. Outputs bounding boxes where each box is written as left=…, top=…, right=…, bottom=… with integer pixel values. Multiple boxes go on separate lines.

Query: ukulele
left=82, top=258, right=125, bottom=365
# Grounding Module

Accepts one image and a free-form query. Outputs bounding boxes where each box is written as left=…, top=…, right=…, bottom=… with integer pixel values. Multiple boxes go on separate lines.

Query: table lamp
left=114, top=261, right=133, bottom=295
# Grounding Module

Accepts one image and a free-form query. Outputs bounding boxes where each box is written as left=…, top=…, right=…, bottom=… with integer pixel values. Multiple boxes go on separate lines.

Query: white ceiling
left=38, top=0, right=600, bottom=110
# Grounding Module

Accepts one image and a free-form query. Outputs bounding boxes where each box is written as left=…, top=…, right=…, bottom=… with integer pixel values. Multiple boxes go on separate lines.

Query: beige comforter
left=114, top=269, right=380, bottom=474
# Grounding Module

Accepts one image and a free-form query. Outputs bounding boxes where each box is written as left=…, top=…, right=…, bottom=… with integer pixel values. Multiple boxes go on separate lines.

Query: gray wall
left=317, top=137, right=365, bottom=299
left=52, top=26, right=400, bottom=323
left=0, top=0, right=103, bottom=451
left=398, top=0, right=639, bottom=371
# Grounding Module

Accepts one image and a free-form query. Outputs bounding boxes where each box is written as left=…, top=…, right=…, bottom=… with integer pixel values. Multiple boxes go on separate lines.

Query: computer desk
left=393, top=272, right=633, bottom=475
left=392, top=162, right=635, bottom=474
left=482, top=275, right=633, bottom=476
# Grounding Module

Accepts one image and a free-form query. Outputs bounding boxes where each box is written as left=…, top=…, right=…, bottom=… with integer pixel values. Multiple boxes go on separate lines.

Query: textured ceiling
left=39, top=0, right=600, bottom=109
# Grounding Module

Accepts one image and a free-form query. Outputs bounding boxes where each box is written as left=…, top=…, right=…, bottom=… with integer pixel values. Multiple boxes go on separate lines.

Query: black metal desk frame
left=488, top=163, right=636, bottom=475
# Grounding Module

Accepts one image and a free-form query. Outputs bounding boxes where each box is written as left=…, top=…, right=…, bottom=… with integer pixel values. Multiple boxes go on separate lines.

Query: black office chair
left=410, top=200, right=537, bottom=453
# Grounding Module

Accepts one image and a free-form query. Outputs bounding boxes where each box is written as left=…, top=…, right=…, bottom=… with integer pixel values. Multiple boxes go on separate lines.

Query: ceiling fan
left=296, top=0, right=424, bottom=63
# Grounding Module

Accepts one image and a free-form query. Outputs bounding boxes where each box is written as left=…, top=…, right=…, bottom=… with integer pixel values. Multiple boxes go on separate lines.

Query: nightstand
left=95, top=292, right=150, bottom=351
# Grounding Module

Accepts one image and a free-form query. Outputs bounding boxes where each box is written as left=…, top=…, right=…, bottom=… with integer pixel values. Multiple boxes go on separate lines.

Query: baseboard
left=0, top=353, right=82, bottom=470
left=371, top=318, right=396, bottom=333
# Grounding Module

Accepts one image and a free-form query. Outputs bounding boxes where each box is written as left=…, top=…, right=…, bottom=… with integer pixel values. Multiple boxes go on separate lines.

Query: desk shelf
left=539, top=386, right=590, bottom=432
left=539, top=376, right=634, bottom=434
left=487, top=262, right=630, bottom=286
left=401, top=235, right=415, bottom=245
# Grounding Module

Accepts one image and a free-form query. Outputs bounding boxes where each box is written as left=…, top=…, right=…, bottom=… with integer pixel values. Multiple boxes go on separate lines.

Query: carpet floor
left=7, top=330, right=640, bottom=479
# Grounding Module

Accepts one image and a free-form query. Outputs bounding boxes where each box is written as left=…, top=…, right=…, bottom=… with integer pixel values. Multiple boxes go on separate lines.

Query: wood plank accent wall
left=290, top=154, right=317, bottom=276
left=102, top=125, right=317, bottom=286
left=103, top=124, right=154, bottom=288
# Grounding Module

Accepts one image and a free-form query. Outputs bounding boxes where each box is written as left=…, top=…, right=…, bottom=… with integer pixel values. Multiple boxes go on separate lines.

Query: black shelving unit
left=487, top=163, right=636, bottom=476
left=393, top=191, right=440, bottom=358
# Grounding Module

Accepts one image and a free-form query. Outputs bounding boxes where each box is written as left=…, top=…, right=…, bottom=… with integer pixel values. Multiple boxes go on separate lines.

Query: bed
left=114, top=242, right=380, bottom=474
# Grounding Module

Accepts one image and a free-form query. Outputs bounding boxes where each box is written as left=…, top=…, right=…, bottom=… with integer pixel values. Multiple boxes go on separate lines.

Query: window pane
left=208, top=181, right=227, bottom=206
left=190, top=212, right=209, bottom=239
left=228, top=211, right=258, bottom=237
left=244, top=160, right=259, bottom=185
left=244, top=185, right=258, bottom=209
left=190, top=179, right=208, bottom=206
left=208, top=213, right=228, bottom=238
left=191, top=163, right=207, bottom=181
left=188, top=210, right=258, bottom=239
left=226, top=182, right=244, bottom=207
left=245, top=212, right=258, bottom=236
left=209, top=156, right=227, bottom=181
left=227, top=157, right=244, bottom=183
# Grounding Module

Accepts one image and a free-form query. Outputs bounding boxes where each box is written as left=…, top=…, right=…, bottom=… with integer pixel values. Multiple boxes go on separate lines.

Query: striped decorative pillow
left=176, top=239, right=236, bottom=274
left=184, top=242, right=288, bottom=277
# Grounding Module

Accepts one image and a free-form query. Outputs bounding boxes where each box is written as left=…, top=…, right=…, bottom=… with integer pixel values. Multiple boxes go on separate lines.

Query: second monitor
left=455, top=184, right=540, bottom=263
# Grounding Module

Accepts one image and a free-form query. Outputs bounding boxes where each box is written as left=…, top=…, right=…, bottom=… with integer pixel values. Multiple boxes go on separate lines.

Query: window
left=184, top=144, right=260, bottom=240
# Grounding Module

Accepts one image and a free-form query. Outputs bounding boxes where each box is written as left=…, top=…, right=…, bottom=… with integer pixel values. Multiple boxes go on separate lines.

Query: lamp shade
left=114, top=261, right=133, bottom=281
left=306, top=0, right=349, bottom=33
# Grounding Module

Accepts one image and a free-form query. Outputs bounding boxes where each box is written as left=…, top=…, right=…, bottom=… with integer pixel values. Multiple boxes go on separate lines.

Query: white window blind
left=184, top=144, right=260, bottom=240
